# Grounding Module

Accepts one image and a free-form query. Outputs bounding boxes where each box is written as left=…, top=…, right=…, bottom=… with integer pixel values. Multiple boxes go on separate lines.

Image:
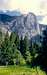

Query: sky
left=0, top=0, right=47, bottom=24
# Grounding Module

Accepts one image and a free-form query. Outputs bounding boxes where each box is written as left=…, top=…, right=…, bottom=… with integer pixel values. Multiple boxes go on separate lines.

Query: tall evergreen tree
left=0, top=31, right=10, bottom=65
left=14, top=33, right=20, bottom=50
left=36, top=28, right=47, bottom=69
left=41, top=28, right=47, bottom=67
left=20, top=36, right=24, bottom=55
left=23, top=35, right=31, bottom=64
left=0, top=29, right=2, bottom=47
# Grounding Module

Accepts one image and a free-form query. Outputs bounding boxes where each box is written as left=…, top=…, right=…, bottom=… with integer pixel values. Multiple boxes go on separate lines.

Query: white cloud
left=0, top=0, right=9, bottom=9
left=0, top=0, right=47, bottom=15
left=0, top=0, right=47, bottom=24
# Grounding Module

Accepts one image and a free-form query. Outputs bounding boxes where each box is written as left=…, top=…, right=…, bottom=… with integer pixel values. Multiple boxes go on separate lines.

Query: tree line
left=0, top=28, right=47, bottom=71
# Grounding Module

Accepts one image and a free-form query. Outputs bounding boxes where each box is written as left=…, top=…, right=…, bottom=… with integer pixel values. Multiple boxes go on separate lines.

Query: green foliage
left=0, top=29, right=2, bottom=47
left=20, top=36, right=24, bottom=55
left=14, top=50, right=26, bottom=65
left=23, top=36, right=30, bottom=59
left=0, top=28, right=47, bottom=74
left=0, top=66, right=46, bottom=75
left=10, top=32, right=16, bottom=44
left=0, top=29, right=47, bottom=74
left=0, top=30, right=40, bottom=66
left=38, top=28, right=47, bottom=67
left=25, top=51, right=31, bottom=64
left=14, top=33, right=20, bottom=49
left=0, top=31, right=26, bottom=65
left=20, top=36, right=31, bottom=64
left=31, top=43, right=39, bottom=57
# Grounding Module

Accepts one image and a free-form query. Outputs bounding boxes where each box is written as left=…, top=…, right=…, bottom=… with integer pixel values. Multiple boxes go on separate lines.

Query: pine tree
left=41, top=28, right=47, bottom=67
left=36, top=28, right=47, bottom=68
left=0, top=29, right=2, bottom=47
left=14, top=33, right=20, bottom=50
left=20, top=36, right=24, bottom=55
left=0, top=31, right=10, bottom=65
left=23, top=35, right=31, bottom=64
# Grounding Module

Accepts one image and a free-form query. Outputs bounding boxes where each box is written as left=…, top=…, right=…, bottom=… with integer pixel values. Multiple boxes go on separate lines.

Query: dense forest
left=0, top=28, right=47, bottom=73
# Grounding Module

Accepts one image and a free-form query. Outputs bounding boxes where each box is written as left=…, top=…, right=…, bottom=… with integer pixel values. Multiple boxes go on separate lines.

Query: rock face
left=0, top=12, right=47, bottom=41
left=0, top=12, right=40, bottom=39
